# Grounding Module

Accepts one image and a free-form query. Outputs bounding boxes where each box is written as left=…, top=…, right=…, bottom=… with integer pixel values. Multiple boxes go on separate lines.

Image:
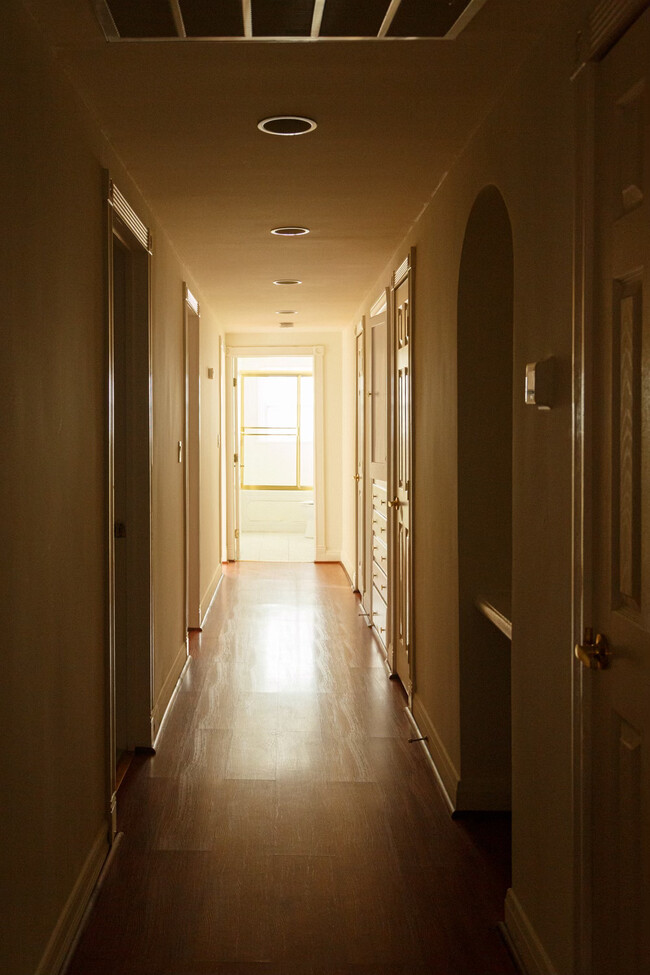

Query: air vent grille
left=583, top=0, right=649, bottom=60
left=109, top=181, right=152, bottom=253
left=95, top=0, right=489, bottom=40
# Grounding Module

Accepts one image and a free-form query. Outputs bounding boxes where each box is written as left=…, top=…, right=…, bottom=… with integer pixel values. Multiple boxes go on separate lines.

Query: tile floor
left=238, top=531, right=315, bottom=562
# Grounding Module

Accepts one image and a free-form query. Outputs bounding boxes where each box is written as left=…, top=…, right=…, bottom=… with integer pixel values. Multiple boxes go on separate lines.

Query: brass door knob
left=353, top=474, right=361, bottom=481
left=388, top=497, right=401, bottom=509
left=575, top=628, right=612, bottom=670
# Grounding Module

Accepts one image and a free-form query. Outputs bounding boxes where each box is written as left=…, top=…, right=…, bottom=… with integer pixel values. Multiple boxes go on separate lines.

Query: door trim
left=571, top=5, right=650, bottom=971
left=183, top=284, right=201, bottom=630
left=389, top=248, right=415, bottom=702
left=225, top=345, right=325, bottom=560
left=354, top=318, right=365, bottom=594
left=104, top=173, right=154, bottom=839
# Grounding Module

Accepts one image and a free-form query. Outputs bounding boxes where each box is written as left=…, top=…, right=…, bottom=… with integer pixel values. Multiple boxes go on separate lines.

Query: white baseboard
left=151, top=641, right=189, bottom=741
left=200, top=562, right=223, bottom=625
left=315, top=547, right=341, bottom=562
left=339, top=554, right=355, bottom=588
left=411, top=693, right=460, bottom=811
left=455, top=775, right=511, bottom=812
left=504, top=888, right=559, bottom=975
left=36, top=825, right=109, bottom=975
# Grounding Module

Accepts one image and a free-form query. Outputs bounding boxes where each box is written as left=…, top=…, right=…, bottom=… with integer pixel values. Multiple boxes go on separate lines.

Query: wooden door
left=390, top=254, right=414, bottom=695
left=355, top=323, right=365, bottom=594
left=586, top=11, right=650, bottom=972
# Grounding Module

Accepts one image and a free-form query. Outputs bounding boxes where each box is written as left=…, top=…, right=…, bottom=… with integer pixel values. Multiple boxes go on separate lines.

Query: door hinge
left=233, top=377, right=237, bottom=387
left=234, top=528, right=240, bottom=539
left=234, top=453, right=238, bottom=464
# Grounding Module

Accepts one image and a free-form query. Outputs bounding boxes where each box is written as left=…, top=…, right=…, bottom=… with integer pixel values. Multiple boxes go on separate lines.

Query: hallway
left=67, top=563, right=515, bottom=975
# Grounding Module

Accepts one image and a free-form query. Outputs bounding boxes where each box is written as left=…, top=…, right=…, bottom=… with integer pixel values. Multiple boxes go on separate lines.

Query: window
left=240, top=372, right=314, bottom=489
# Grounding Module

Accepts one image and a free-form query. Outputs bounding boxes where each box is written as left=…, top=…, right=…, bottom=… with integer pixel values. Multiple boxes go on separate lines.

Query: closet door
left=355, top=321, right=366, bottom=595
left=367, top=294, right=389, bottom=655
left=390, top=252, right=414, bottom=696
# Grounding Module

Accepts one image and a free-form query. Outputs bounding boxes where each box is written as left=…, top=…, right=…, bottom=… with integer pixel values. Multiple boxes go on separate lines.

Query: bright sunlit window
left=240, top=371, right=314, bottom=490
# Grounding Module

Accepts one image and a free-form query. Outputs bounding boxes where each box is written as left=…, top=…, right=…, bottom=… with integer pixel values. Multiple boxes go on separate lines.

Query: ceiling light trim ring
left=258, top=116, right=317, bottom=136
left=273, top=279, right=302, bottom=286
left=271, top=226, right=310, bottom=236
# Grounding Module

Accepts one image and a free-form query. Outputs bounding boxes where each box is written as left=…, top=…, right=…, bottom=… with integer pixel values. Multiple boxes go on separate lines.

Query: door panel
left=355, top=325, right=365, bottom=593
left=391, top=258, right=414, bottom=694
left=590, top=12, right=650, bottom=972
left=368, top=299, right=389, bottom=650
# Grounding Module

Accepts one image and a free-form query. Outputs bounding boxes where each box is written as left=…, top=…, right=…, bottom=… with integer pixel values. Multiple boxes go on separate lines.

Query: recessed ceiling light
left=273, top=279, right=302, bottom=286
left=279, top=322, right=294, bottom=328
left=271, top=226, right=310, bottom=237
left=276, top=310, right=297, bottom=314
left=258, top=116, right=317, bottom=136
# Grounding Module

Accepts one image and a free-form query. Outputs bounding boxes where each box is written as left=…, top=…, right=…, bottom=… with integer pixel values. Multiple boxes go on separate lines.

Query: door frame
left=571, top=4, right=650, bottom=971
left=225, top=345, right=325, bottom=560
left=104, top=174, right=154, bottom=839
left=389, top=249, right=415, bottom=702
left=183, top=284, right=201, bottom=630
left=354, top=318, right=366, bottom=594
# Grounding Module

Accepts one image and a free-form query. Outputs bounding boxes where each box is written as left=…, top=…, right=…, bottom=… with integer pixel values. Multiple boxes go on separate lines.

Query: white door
left=582, top=11, right=650, bottom=972
left=184, top=290, right=201, bottom=629
left=355, top=323, right=365, bottom=593
left=225, top=354, right=240, bottom=561
left=390, top=254, right=414, bottom=695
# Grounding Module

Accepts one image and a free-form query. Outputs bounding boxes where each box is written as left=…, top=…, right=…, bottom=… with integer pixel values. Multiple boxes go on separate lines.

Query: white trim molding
left=36, top=827, right=109, bottom=975
left=504, top=889, right=559, bottom=975
left=200, top=563, right=223, bottom=624
left=151, top=642, right=189, bottom=742
left=226, top=345, right=326, bottom=563
left=411, top=692, right=458, bottom=813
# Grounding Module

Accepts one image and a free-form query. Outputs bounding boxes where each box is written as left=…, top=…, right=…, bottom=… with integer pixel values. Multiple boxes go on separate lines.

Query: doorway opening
left=184, top=286, right=201, bottom=630
left=456, top=185, right=513, bottom=812
left=105, top=178, right=153, bottom=830
left=235, top=354, right=315, bottom=562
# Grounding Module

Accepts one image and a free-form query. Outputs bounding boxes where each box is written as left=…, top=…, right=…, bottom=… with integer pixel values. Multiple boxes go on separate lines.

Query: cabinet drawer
left=372, top=539, right=388, bottom=574
left=372, top=561, right=388, bottom=603
left=371, top=587, right=387, bottom=645
left=372, top=481, right=387, bottom=516
left=372, top=506, right=387, bottom=540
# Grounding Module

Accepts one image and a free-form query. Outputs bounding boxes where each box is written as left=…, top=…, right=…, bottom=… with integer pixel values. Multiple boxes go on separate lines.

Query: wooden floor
left=67, top=562, right=516, bottom=975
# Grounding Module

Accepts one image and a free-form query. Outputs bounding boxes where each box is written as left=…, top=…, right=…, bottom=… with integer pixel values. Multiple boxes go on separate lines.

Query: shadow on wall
left=456, top=185, right=513, bottom=812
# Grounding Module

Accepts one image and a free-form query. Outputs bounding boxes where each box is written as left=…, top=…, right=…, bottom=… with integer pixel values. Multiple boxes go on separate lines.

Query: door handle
left=575, top=628, right=612, bottom=670
left=388, top=497, right=401, bottom=509
left=353, top=474, right=361, bottom=481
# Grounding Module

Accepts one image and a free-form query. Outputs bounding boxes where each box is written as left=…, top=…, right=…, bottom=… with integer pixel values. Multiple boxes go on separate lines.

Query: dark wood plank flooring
left=67, top=562, right=516, bottom=975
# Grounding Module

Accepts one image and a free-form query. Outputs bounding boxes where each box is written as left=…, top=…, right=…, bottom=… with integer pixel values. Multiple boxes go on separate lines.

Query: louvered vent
left=94, top=0, right=489, bottom=40
left=109, top=182, right=152, bottom=253
left=582, top=0, right=649, bottom=60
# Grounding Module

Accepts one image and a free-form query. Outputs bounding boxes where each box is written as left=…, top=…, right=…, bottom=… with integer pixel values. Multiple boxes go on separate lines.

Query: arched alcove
left=456, top=185, right=513, bottom=811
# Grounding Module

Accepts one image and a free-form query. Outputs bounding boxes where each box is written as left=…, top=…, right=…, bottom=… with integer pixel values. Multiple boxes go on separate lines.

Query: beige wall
left=340, top=326, right=357, bottom=581
left=2, top=0, right=594, bottom=973
left=352, top=7, right=586, bottom=973
left=1, top=3, right=223, bottom=971
left=226, top=331, right=347, bottom=562
left=199, top=320, right=223, bottom=619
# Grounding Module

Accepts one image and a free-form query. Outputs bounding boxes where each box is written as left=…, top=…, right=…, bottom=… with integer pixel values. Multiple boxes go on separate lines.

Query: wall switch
left=525, top=357, right=555, bottom=410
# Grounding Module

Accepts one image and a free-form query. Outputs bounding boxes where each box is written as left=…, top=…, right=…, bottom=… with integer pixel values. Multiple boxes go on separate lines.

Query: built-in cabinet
left=370, top=481, right=388, bottom=645
left=365, top=293, right=389, bottom=655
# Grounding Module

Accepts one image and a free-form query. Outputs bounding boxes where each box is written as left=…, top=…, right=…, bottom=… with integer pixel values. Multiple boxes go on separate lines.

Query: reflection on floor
left=239, top=530, right=315, bottom=562
left=66, top=563, right=514, bottom=975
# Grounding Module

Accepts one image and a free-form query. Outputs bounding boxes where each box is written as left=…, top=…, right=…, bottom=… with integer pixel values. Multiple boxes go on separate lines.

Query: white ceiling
left=25, top=0, right=561, bottom=331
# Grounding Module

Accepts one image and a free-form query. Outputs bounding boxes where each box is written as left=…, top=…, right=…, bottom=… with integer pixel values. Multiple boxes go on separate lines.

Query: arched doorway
left=456, top=185, right=513, bottom=811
